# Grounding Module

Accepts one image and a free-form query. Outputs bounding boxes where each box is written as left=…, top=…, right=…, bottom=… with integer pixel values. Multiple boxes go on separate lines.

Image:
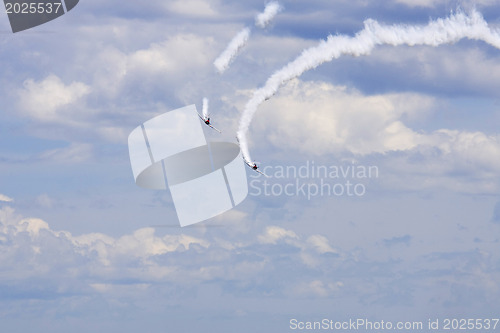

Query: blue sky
left=1, top=0, right=500, bottom=332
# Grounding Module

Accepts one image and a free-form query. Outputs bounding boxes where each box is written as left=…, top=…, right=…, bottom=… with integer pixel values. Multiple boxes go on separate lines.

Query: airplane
left=235, top=136, right=268, bottom=176
left=197, top=113, right=221, bottom=133
left=243, top=158, right=268, bottom=177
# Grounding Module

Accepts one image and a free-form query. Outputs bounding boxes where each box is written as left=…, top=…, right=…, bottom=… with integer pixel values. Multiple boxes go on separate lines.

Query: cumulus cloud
left=20, top=33, right=215, bottom=115
left=0, top=205, right=342, bottom=297
left=252, top=79, right=433, bottom=155
left=13, top=32, right=217, bottom=149
left=237, top=79, right=500, bottom=194
left=18, top=75, right=90, bottom=124
left=0, top=205, right=211, bottom=284
left=0, top=197, right=359, bottom=302
left=0, top=198, right=499, bottom=322
left=306, top=235, right=338, bottom=254
left=257, top=225, right=298, bottom=244
left=250, top=80, right=500, bottom=181
left=128, top=34, right=213, bottom=75
left=165, top=0, right=218, bottom=17
left=431, top=129, right=500, bottom=173
left=0, top=194, right=13, bottom=203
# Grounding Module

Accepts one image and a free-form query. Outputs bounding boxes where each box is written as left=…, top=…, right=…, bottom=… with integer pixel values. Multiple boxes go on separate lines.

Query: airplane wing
left=244, top=163, right=268, bottom=177
left=254, top=168, right=269, bottom=177
left=208, top=124, right=222, bottom=133
left=198, top=112, right=221, bottom=133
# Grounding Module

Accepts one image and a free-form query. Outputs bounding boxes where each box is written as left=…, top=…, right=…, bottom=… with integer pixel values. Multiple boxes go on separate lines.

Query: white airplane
left=197, top=113, right=221, bottom=133
left=243, top=158, right=268, bottom=177
left=235, top=136, right=268, bottom=176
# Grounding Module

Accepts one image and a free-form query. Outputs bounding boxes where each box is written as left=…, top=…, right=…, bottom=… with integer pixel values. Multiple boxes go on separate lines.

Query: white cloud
left=0, top=206, right=212, bottom=282
left=432, top=129, right=500, bottom=173
left=18, top=218, right=50, bottom=237
left=18, top=74, right=91, bottom=124
left=0, top=205, right=345, bottom=290
left=0, top=194, right=13, bottom=203
left=113, top=228, right=209, bottom=259
left=251, top=80, right=500, bottom=184
left=164, top=0, right=219, bottom=18
left=254, top=79, right=433, bottom=155
left=128, top=34, right=215, bottom=75
left=375, top=129, right=500, bottom=193
left=238, top=79, right=500, bottom=194
left=306, top=235, right=337, bottom=254
left=0, top=198, right=499, bottom=322
left=257, top=225, right=298, bottom=244
left=15, top=33, right=216, bottom=144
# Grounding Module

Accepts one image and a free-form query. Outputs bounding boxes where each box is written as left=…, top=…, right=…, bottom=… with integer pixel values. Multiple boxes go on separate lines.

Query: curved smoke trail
left=237, top=10, right=500, bottom=163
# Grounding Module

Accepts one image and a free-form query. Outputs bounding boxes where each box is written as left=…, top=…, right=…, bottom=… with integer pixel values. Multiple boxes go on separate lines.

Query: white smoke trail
left=202, top=97, right=209, bottom=118
left=237, top=10, right=500, bottom=163
left=255, top=1, right=283, bottom=29
left=214, top=27, right=252, bottom=74
left=214, top=2, right=282, bottom=74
